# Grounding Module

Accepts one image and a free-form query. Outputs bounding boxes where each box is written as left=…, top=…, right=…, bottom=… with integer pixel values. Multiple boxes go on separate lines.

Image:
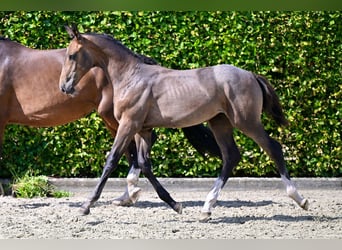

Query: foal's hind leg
left=201, top=114, right=241, bottom=221
left=241, top=124, right=308, bottom=210
left=134, top=130, right=182, bottom=214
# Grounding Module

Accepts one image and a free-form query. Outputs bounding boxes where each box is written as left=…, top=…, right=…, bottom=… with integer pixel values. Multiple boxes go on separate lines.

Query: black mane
left=84, top=32, right=158, bottom=66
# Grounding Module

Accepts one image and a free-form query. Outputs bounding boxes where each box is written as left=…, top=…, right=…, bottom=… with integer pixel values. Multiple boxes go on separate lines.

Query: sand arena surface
left=0, top=186, right=341, bottom=239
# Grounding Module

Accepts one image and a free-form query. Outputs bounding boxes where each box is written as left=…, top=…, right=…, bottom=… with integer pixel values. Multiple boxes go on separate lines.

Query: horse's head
left=59, top=24, right=101, bottom=95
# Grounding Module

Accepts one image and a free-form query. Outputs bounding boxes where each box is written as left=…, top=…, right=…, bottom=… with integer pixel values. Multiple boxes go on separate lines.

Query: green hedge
left=0, top=11, right=340, bottom=178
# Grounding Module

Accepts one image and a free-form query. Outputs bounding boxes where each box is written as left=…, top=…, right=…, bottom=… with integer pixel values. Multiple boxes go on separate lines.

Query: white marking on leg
left=202, top=178, right=224, bottom=214
left=281, top=175, right=309, bottom=210
left=127, top=166, right=141, bottom=186
left=113, top=166, right=142, bottom=206
left=127, top=167, right=142, bottom=202
left=112, top=186, right=130, bottom=206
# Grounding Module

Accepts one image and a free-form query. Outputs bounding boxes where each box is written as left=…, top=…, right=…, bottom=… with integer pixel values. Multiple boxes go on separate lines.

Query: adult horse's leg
left=0, top=135, right=3, bottom=160
left=242, top=123, right=309, bottom=210
left=0, top=120, right=5, bottom=160
left=200, top=114, right=241, bottom=221
left=0, top=119, right=8, bottom=195
left=134, top=129, right=182, bottom=214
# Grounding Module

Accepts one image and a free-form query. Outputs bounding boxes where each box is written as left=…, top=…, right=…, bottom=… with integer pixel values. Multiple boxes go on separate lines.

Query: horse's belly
left=8, top=103, right=94, bottom=127
left=144, top=102, right=222, bottom=129
left=10, top=111, right=81, bottom=127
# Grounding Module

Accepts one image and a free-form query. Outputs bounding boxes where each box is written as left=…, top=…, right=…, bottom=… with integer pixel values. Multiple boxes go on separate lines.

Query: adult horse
left=0, top=36, right=221, bottom=203
left=59, top=25, right=309, bottom=221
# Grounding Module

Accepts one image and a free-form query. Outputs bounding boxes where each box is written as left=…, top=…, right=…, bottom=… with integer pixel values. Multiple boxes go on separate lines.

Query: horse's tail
left=254, top=73, right=289, bottom=127
left=181, top=125, right=222, bottom=158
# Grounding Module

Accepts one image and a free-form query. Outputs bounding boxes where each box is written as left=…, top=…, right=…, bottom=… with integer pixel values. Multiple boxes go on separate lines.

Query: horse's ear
left=64, top=24, right=82, bottom=40
left=65, top=25, right=74, bottom=39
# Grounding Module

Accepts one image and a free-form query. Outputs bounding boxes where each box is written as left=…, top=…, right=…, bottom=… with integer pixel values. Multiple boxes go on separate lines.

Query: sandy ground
left=0, top=187, right=341, bottom=239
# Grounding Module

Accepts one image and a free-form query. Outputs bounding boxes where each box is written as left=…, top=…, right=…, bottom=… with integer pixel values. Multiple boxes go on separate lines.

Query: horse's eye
left=69, top=54, right=77, bottom=60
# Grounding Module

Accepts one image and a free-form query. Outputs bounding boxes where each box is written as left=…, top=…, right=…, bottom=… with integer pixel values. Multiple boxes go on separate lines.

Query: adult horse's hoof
left=199, top=212, right=212, bottom=222
left=173, top=202, right=183, bottom=214
left=300, top=198, right=309, bottom=210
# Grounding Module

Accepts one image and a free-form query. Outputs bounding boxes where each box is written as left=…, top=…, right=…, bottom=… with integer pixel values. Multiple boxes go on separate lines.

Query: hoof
left=80, top=206, right=90, bottom=215
left=129, top=187, right=142, bottom=204
left=199, top=212, right=212, bottom=222
left=174, top=203, right=183, bottom=214
left=112, top=187, right=142, bottom=207
left=300, top=199, right=309, bottom=210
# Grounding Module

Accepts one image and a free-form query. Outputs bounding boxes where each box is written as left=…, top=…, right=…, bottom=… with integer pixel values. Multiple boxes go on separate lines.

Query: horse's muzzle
left=60, top=83, right=75, bottom=95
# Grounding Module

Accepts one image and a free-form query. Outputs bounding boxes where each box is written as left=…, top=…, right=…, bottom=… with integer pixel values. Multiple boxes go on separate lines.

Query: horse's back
left=0, top=37, right=29, bottom=66
left=212, top=64, right=254, bottom=85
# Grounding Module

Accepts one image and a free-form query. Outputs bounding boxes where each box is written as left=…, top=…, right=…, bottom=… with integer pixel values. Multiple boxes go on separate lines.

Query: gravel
left=0, top=178, right=341, bottom=239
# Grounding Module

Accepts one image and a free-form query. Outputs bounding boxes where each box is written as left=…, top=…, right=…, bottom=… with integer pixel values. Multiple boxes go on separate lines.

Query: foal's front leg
left=80, top=122, right=136, bottom=215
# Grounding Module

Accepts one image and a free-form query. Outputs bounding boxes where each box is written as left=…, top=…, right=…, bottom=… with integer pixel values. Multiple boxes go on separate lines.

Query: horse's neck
left=90, top=39, right=146, bottom=92
left=106, top=51, right=139, bottom=85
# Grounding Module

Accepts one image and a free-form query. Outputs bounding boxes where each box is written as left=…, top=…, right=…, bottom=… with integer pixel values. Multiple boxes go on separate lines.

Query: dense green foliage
left=0, top=11, right=340, bottom=178
left=12, top=175, right=71, bottom=198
